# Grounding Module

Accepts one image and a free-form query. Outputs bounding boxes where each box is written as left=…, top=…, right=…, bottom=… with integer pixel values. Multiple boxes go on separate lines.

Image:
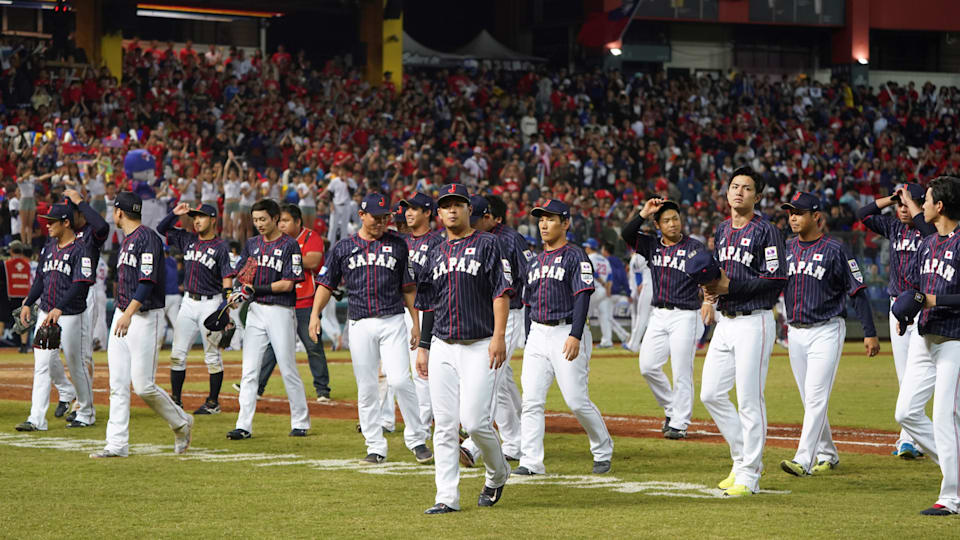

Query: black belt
left=721, top=310, right=755, bottom=318
left=537, top=318, right=573, bottom=326
left=653, top=303, right=694, bottom=311
left=188, top=293, right=219, bottom=301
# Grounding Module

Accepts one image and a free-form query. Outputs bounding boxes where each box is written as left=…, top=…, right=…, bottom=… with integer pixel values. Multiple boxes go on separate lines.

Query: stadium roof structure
left=402, top=32, right=472, bottom=67
left=454, top=30, right=546, bottom=64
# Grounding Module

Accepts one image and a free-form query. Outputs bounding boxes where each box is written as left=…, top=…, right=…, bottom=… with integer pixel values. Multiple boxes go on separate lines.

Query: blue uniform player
left=515, top=199, right=614, bottom=477
left=308, top=192, right=432, bottom=465
left=15, top=204, right=95, bottom=432
left=228, top=198, right=310, bottom=440
left=857, top=182, right=936, bottom=458
left=415, top=183, right=512, bottom=514
left=893, top=176, right=960, bottom=516
left=698, top=167, right=788, bottom=496
left=91, top=191, right=193, bottom=458
left=776, top=192, right=879, bottom=478
left=158, top=202, right=236, bottom=415
left=621, top=198, right=707, bottom=440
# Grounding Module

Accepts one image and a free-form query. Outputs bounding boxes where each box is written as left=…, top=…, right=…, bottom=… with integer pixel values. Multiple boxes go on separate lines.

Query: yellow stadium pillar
left=360, top=0, right=402, bottom=92
left=101, top=33, right=123, bottom=82
left=381, top=0, right=403, bottom=93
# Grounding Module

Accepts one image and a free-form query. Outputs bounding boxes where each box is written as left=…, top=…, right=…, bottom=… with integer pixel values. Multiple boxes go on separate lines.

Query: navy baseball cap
left=470, top=195, right=490, bottom=223
left=187, top=203, right=218, bottom=217
left=437, top=183, right=470, bottom=205
left=652, top=200, right=680, bottom=219
left=781, top=191, right=821, bottom=212
left=114, top=191, right=143, bottom=214
left=360, top=192, right=391, bottom=215
left=686, top=250, right=721, bottom=285
left=531, top=199, right=571, bottom=220
left=392, top=203, right=406, bottom=224
left=582, top=238, right=599, bottom=250
left=891, top=183, right=926, bottom=204
left=400, top=192, right=435, bottom=212
left=41, top=203, right=72, bottom=221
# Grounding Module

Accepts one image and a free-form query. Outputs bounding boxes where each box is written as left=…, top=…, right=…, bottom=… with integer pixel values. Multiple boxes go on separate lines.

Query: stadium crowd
left=1, top=35, right=960, bottom=320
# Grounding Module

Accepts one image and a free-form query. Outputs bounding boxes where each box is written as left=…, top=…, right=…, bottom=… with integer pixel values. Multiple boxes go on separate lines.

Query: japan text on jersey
left=524, top=244, right=595, bottom=323
left=633, top=233, right=706, bottom=310
left=915, top=229, right=960, bottom=337
left=860, top=213, right=928, bottom=297
left=713, top=214, right=787, bottom=312
left=240, top=234, right=304, bottom=307
left=404, top=230, right=443, bottom=277
left=491, top=223, right=532, bottom=309
left=784, top=236, right=865, bottom=324
left=38, top=239, right=93, bottom=315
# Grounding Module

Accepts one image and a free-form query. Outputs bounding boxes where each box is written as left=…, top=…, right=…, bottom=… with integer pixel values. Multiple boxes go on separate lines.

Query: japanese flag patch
left=274, top=249, right=282, bottom=256
left=764, top=246, right=779, bottom=273
left=465, top=247, right=476, bottom=255
left=812, top=253, right=823, bottom=261
left=555, top=256, right=563, bottom=264
left=382, top=245, right=392, bottom=253
left=947, top=251, right=954, bottom=260
left=741, top=238, right=751, bottom=247
left=420, top=244, right=429, bottom=251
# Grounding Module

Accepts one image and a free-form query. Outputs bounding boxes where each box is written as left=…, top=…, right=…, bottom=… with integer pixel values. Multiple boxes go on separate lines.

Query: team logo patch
left=947, top=251, right=954, bottom=260
left=141, top=264, right=153, bottom=276
left=812, top=253, right=823, bottom=261
left=274, top=249, right=282, bottom=256
left=741, top=238, right=751, bottom=247
left=142, top=253, right=153, bottom=264
left=580, top=261, right=594, bottom=285
left=81, top=257, right=92, bottom=278
left=764, top=246, right=778, bottom=260
left=383, top=246, right=392, bottom=253
left=465, top=247, right=476, bottom=255
left=253, top=248, right=260, bottom=254
left=502, top=259, right=512, bottom=280
left=688, top=250, right=697, bottom=258
left=765, top=247, right=779, bottom=273
left=523, top=249, right=534, bottom=261
left=848, top=259, right=863, bottom=283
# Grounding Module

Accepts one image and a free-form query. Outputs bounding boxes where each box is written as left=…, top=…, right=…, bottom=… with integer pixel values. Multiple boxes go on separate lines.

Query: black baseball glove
left=34, top=323, right=62, bottom=350
left=892, top=290, right=925, bottom=335
left=207, top=322, right=236, bottom=349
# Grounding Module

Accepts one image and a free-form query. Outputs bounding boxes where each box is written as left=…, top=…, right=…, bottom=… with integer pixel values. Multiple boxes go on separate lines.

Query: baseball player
left=157, top=202, right=236, bottom=414
left=856, top=183, right=936, bottom=458
left=228, top=198, right=311, bottom=440
left=621, top=199, right=707, bottom=439
left=308, top=192, right=431, bottom=464
left=624, top=248, right=653, bottom=352
left=159, top=249, right=182, bottom=347
left=460, top=194, right=527, bottom=464
left=90, top=192, right=193, bottom=458
left=698, top=167, right=787, bottom=497
left=2, top=241, right=31, bottom=355
left=414, top=183, right=512, bottom=514
left=515, top=199, right=614, bottom=476
left=892, top=176, right=960, bottom=516
left=776, top=192, right=880, bottom=478
left=583, top=239, right=615, bottom=347
left=14, top=203, right=95, bottom=431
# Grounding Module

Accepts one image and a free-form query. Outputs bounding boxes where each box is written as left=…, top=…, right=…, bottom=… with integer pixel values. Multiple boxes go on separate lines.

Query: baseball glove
left=11, top=305, right=37, bottom=334
left=34, top=323, right=62, bottom=350
left=208, top=322, right=237, bottom=349
left=892, top=290, right=925, bottom=335
left=204, top=300, right=233, bottom=332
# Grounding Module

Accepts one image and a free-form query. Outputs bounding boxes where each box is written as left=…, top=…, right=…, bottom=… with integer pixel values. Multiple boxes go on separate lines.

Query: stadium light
left=857, top=57, right=868, bottom=65
left=610, top=47, right=622, bottom=56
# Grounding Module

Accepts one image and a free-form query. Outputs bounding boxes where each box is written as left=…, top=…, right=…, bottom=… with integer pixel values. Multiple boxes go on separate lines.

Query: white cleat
left=174, top=415, right=194, bottom=454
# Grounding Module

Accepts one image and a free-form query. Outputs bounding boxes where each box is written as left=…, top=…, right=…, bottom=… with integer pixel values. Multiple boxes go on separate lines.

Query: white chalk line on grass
left=0, top=433, right=790, bottom=499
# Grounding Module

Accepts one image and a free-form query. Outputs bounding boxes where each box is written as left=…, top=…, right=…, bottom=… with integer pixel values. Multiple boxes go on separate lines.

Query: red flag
left=577, top=1, right=641, bottom=48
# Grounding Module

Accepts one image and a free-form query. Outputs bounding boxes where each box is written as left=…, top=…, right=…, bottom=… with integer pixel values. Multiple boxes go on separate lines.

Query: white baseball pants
left=639, top=307, right=703, bottom=431
left=328, top=203, right=351, bottom=244
left=519, top=323, right=613, bottom=474
left=429, top=337, right=509, bottom=510
left=625, top=285, right=653, bottom=352
left=104, top=309, right=190, bottom=455
left=27, top=311, right=94, bottom=428
left=405, top=311, right=433, bottom=432
left=236, top=303, right=310, bottom=433
left=889, top=297, right=929, bottom=449
left=161, top=293, right=182, bottom=346
left=700, top=309, right=775, bottom=492
left=170, top=295, right=224, bottom=374
left=787, top=317, right=845, bottom=472
left=92, top=286, right=108, bottom=347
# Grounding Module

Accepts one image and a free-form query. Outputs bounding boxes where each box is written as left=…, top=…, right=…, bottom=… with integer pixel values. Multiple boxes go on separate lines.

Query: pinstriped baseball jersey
left=116, top=225, right=166, bottom=311
left=237, top=234, right=304, bottom=307
left=784, top=235, right=866, bottom=324
left=913, top=227, right=960, bottom=338
left=860, top=213, right=927, bottom=297
left=490, top=222, right=533, bottom=310
left=317, top=230, right=414, bottom=320
left=523, top=243, right=595, bottom=322
left=36, top=238, right=93, bottom=315
left=415, top=229, right=513, bottom=340
left=713, top=214, right=787, bottom=312
left=403, top=229, right=444, bottom=278
left=165, top=229, right=235, bottom=296
left=630, top=231, right=706, bottom=310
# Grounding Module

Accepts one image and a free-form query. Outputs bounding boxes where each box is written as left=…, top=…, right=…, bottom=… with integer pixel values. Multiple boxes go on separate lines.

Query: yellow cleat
left=723, top=484, right=755, bottom=497
left=811, top=460, right=838, bottom=474
left=779, top=460, right=808, bottom=477
left=718, top=470, right=736, bottom=490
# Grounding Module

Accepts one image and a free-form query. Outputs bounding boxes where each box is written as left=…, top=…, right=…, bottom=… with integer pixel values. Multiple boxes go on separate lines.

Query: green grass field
left=0, top=342, right=953, bottom=538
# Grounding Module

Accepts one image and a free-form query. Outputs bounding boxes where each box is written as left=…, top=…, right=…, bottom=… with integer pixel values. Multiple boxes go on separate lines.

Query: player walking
left=776, top=192, right=880, bottom=477
left=415, top=184, right=512, bottom=514
left=90, top=192, right=193, bottom=458
left=158, top=202, right=236, bottom=414
left=228, top=199, right=311, bottom=440
left=308, top=192, right=431, bottom=464
left=15, top=203, right=95, bottom=431
left=856, top=183, right=936, bottom=458
left=621, top=199, right=707, bottom=439
left=583, top=239, right=615, bottom=347
left=698, top=168, right=787, bottom=497
left=893, top=176, right=960, bottom=515
left=515, top=199, right=614, bottom=476
left=624, top=248, right=653, bottom=352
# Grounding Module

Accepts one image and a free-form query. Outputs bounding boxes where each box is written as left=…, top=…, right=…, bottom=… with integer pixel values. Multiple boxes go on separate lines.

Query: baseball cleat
left=504, top=455, right=520, bottom=462
left=173, top=398, right=183, bottom=409
left=459, top=427, right=469, bottom=440
left=513, top=466, right=539, bottom=476
left=424, top=503, right=458, bottom=515
left=459, top=446, right=476, bottom=467
left=316, top=395, right=332, bottom=404
left=664, top=427, right=687, bottom=439
left=897, top=442, right=922, bottom=459
left=356, top=423, right=362, bottom=433
left=811, top=460, right=838, bottom=474
left=383, top=426, right=395, bottom=435
left=15, top=421, right=39, bottom=432
left=780, top=460, right=808, bottom=477
left=231, top=383, right=242, bottom=393
left=289, top=428, right=308, bottom=437
left=89, top=449, right=127, bottom=459
left=414, top=444, right=434, bottom=464
left=194, top=400, right=221, bottom=415
left=226, top=428, right=251, bottom=440
left=920, top=504, right=957, bottom=516
left=65, top=411, right=77, bottom=423
left=661, top=417, right=671, bottom=434
left=173, top=415, right=193, bottom=454
left=718, top=470, right=736, bottom=490
left=66, top=420, right=93, bottom=428
left=592, top=460, right=612, bottom=474
left=723, top=484, right=755, bottom=497
left=54, top=400, right=72, bottom=418
left=478, top=482, right=506, bottom=507
left=360, top=453, right=386, bottom=464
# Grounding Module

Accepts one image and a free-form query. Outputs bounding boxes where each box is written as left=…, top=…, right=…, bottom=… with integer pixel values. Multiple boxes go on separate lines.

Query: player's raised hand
left=63, top=189, right=83, bottom=204
left=864, top=336, right=880, bottom=357
left=639, top=198, right=665, bottom=219
left=489, top=334, right=507, bottom=369
left=416, top=348, right=430, bottom=378
left=114, top=312, right=132, bottom=337
left=561, top=336, right=580, bottom=362
left=173, top=202, right=191, bottom=216
left=307, top=314, right=321, bottom=343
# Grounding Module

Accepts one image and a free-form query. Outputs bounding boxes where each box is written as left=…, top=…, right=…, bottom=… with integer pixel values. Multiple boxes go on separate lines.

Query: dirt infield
left=0, top=354, right=897, bottom=455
